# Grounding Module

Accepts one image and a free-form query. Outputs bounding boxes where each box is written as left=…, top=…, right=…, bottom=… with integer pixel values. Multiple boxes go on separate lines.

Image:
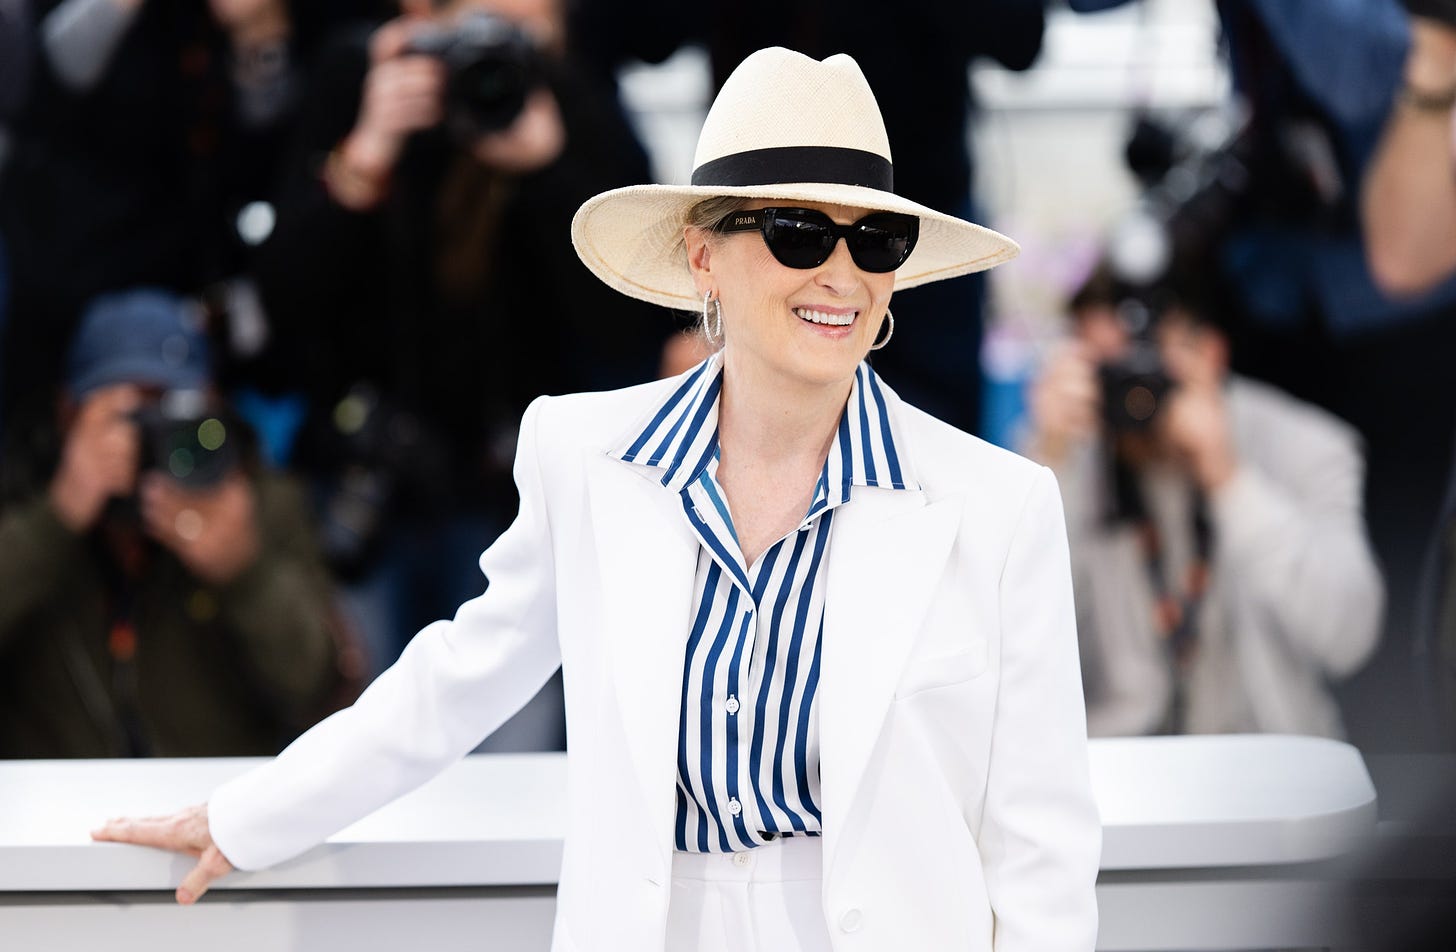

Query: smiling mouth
left=794, top=307, right=857, bottom=327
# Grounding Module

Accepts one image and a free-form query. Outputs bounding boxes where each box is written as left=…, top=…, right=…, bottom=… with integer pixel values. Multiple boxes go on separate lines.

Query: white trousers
left=665, top=837, right=835, bottom=952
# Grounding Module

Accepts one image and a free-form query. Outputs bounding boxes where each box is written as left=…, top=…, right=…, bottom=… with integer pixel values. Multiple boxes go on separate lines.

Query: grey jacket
left=1049, top=376, right=1383, bottom=739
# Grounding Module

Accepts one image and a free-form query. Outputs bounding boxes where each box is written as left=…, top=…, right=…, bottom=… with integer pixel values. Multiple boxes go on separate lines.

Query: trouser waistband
left=670, top=836, right=823, bottom=884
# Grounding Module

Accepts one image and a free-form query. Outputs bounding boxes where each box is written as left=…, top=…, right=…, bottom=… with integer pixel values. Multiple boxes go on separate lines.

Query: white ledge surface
left=0, top=734, right=1376, bottom=892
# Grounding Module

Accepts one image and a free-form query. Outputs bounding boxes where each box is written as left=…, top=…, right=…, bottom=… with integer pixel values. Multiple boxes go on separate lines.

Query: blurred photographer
left=250, top=0, right=664, bottom=749
left=0, top=289, right=346, bottom=758
left=1363, top=1, right=1456, bottom=754
left=1025, top=266, right=1384, bottom=738
left=0, top=0, right=336, bottom=440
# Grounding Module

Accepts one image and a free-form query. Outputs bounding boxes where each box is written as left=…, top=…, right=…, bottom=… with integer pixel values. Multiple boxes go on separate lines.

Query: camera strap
left=98, top=531, right=153, bottom=758
left=1129, top=479, right=1213, bottom=735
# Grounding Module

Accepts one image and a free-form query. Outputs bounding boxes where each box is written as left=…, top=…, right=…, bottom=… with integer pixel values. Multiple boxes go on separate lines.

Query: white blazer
left=210, top=372, right=1101, bottom=952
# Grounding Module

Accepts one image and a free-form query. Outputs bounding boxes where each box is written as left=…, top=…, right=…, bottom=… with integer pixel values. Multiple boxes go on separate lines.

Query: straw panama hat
left=570, top=46, right=1020, bottom=312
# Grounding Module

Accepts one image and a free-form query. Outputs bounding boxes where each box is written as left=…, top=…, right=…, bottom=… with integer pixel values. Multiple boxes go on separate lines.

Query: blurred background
left=2, top=0, right=1454, bottom=787
left=9, top=0, right=1456, bottom=943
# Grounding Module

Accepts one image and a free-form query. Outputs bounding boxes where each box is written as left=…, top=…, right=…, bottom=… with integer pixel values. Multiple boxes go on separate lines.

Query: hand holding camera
left=139, top=470, right=261, bottom=585
left=327, top=20, right=448, bottom=209
left=1027, top=342, right=1102, bottom=466
left=328, top=10, right=560, bottom=208
left=49, top=382, right=258, bottom=582
left=468, top=85, right=564, bottom=174
left=360, top=18, right=449, bottom=152
left=1160, top=384, right=1238, bottom=492
left=49, top=385, right=143, bottom=532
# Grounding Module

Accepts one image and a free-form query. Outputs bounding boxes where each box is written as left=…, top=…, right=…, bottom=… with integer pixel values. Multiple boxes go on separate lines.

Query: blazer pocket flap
left=895, top=643, right=989, bottom=698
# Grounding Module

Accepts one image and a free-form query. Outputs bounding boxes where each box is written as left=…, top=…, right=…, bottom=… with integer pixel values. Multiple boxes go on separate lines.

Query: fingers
left=176, top=846, right=236, bottom=905
left=138, top=474, right=190, bottom=545
left=370, top=16, right=425, bottom=63
left=91, top=814, right=197, bottom=854
left=139, top=473, right=260, bottom=583
left=471, top=88, right=566, bottom=173
left=361, top=57, right=446, bottom=139
left=92, top=804, right=234, bottom=904
left=1031, top=345, right=1101, bottom=441
left=78, top=383, right=142, bottom=424
left=51, top=386, right=142, bottom=528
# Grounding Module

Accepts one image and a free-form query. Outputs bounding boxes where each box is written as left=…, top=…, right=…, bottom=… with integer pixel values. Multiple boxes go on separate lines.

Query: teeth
left=794, top=308, right=856, bottom=326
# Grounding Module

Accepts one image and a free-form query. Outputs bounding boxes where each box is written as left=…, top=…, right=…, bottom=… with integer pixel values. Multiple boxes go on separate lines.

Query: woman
left=94, top=48, right=1100, bottom=951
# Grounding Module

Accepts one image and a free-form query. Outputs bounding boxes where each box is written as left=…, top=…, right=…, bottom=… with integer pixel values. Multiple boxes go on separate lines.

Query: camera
left=1095, top=298, right=1173, bottom=434
left=1084, top=110, right=1259, bottom=434
left=132, top=390, right=239, bottom=489
left=1099, top=343, right=1171, bottom=433
left=405, top=11, right=543, bottom=137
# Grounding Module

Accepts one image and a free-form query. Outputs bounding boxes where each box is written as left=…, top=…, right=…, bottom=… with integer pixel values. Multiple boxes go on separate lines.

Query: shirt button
left=732, top=851, right=752, bottom=868
left=840, top=909, right=863, bottom=933
left=727, top=798, right=742, bottom=817
left=725, top=696, right=740, bottom=715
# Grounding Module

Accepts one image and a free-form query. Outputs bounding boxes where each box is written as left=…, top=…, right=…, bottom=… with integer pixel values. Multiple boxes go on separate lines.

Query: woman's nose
left=813, top=239, right=862, bottom=295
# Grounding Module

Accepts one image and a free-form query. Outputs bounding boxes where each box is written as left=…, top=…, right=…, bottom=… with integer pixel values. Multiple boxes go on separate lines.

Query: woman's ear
left=684, top=227, right=715, bottom=297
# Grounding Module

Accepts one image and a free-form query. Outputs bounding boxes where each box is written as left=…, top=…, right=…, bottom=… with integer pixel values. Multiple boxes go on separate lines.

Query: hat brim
left=571, top=182, right=1019, bottom=312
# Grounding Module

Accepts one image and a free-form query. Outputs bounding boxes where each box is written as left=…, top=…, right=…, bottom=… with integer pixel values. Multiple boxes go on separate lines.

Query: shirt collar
left=610, top=354, right=921, bottom=496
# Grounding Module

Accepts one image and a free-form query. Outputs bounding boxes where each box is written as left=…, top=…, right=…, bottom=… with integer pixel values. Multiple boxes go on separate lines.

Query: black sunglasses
left=715, top=206, right=919, bottom=273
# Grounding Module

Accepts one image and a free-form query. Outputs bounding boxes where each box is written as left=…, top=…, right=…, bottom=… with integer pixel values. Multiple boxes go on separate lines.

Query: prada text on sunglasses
left=716, top=207, right=920, bottom=273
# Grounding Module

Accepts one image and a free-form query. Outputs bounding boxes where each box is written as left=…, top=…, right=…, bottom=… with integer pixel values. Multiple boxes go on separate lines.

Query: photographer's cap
left=65, top=288, right=212, bottom=399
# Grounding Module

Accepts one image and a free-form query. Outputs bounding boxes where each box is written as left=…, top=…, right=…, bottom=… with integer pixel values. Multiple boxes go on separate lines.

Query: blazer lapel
left=819, top=486, right=962, bottom=874
left=586, top=454, right=699, bottom=858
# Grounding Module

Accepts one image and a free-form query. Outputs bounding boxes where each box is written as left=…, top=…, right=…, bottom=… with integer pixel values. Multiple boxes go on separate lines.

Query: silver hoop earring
left=703, top=290, right=723, bottom=344
left=870, top=308, right=894, bottom=350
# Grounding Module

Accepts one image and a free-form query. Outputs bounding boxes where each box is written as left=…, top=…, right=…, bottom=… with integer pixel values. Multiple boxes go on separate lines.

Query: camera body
left=132, top=390, right=239, bottom=489
left=404, top=11, right=542, bottom=137
left=1099, top=340, right=1172, bottom=434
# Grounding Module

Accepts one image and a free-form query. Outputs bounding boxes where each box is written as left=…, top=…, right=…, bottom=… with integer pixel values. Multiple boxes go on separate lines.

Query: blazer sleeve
left=979, top=466, right=1102, bottom=952
left=208, top=396, right=563, bottom=871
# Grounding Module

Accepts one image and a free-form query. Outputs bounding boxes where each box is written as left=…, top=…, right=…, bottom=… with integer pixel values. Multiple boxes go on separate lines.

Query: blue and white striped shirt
left=610, top=355, right=919, bottom=852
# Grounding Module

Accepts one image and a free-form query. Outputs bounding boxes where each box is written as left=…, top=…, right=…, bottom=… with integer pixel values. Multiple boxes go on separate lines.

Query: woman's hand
left=91, top=803, right=235, bottom=905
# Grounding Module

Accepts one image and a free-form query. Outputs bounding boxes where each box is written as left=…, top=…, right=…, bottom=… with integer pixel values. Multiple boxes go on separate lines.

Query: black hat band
left=691, top=146, right=893, bottom=192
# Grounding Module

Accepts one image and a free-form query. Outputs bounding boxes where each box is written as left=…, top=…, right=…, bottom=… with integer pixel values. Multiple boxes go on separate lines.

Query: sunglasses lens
left=849, top=214, right=918, bottom=273
left=763, top=209, right=837, bottom=269
left=757, top=208, right=919, bottom=272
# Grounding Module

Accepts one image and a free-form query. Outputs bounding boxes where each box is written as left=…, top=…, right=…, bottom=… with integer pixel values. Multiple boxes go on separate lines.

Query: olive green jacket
left=0, top=473, right=342, bottom=758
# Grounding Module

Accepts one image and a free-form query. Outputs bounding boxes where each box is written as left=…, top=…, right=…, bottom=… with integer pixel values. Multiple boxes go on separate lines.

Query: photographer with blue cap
left=0, top=288, right=349, bottom=758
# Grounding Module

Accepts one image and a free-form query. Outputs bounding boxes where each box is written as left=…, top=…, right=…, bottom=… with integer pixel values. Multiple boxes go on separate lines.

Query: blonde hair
left=683, top=195, right=752, bottom=233
left=678, top=197, right=753, bottom=345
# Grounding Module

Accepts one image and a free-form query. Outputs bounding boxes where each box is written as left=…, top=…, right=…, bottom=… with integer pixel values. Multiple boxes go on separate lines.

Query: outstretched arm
left=91, top=396, right=563, bottom=899
left=1363, top=15, right=1456, bottom=295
